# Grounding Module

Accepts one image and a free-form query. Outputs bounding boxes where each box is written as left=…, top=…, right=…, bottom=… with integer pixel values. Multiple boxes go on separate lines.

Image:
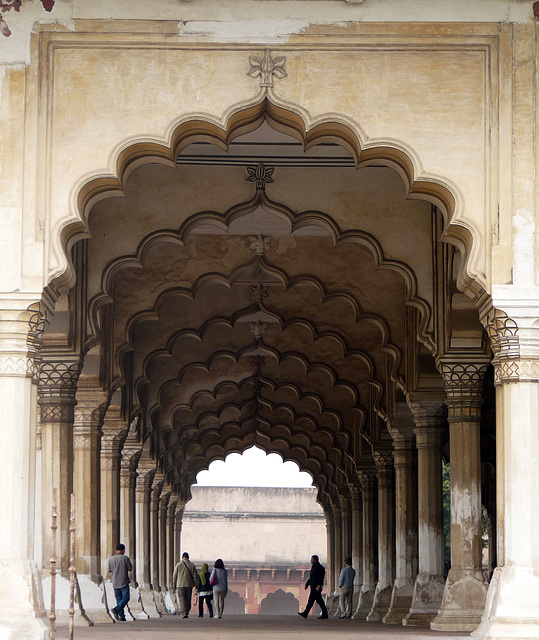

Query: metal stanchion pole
left=50, top=488, right=57, bottom=640
left=69, top=493, right=76, bottom=640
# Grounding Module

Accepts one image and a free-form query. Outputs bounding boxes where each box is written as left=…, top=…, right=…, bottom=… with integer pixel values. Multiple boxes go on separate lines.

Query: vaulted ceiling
left=51, top=117, right=489, bottom=507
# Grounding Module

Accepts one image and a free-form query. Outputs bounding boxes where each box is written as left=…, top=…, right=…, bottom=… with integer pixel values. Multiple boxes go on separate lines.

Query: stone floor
left=55, top=614, right=472, bottom=639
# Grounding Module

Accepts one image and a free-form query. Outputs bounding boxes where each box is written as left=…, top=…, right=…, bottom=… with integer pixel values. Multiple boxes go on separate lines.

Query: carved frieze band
left=0, top=355, right=32, bottom=377
left=40, top=404, right=75, bottom=423
left=39, top=360, right=82, bottom=390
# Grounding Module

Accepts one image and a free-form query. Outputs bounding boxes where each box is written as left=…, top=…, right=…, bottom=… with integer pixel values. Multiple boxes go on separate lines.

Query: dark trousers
left=304, top=588, right=328, bottom=617
left=198, top=594, right=214, bottom=617
left=113, top=585, right=130, bottom=620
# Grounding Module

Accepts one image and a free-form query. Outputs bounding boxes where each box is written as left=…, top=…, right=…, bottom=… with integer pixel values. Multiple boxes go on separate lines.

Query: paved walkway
left=56, top=614, right=472, bottom=640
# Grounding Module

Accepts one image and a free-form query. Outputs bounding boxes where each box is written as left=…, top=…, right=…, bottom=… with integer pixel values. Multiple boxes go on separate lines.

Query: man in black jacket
left=298, top=555, right=329, bottom=619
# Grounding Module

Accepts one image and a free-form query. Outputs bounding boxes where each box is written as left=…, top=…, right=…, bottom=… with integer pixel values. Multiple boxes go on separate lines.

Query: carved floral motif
left=247, top=49, right=287, bottom=88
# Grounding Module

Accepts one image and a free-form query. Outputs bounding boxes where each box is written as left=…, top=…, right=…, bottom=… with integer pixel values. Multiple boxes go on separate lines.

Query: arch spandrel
left=42, top=33, right=488, bottom=300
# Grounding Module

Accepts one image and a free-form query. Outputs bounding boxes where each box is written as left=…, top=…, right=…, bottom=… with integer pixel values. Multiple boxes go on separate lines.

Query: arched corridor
left=38, top=110, right=493, bottom=631
left=2, top=7, right=539, bottom=639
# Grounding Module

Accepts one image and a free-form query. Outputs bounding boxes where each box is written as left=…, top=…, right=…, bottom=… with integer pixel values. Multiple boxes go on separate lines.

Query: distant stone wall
left=181, top=486, right=327, bottom=566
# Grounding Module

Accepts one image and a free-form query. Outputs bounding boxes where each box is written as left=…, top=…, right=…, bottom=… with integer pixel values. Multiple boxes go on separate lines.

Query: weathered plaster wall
left=181, top=486, right=327, bottom=565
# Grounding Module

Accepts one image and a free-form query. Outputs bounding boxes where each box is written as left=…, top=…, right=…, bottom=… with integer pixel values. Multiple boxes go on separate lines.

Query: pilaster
left=404, top=401, right=446, bottom=626
left=431, top=359, right=490, bottom=632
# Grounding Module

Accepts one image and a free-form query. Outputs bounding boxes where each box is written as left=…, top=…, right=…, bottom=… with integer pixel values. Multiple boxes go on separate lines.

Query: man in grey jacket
left=172, top=552, right=200, bottom=618
left=107, top=543, right=133, bottom=622
left=338, top=557, right=356, bottom=619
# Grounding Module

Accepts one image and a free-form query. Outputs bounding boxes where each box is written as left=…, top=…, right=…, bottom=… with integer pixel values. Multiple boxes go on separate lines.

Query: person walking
left=338, top=557, right=356, bottom=618
left=209, top=558, right=228, bottom=618
left=298, top=554, right=328, bottom=619
left=197, top=562, right=214, bottom=618
left=107, top=543, right=132, bottom=622
left=172, top=552, right=200, bottom=618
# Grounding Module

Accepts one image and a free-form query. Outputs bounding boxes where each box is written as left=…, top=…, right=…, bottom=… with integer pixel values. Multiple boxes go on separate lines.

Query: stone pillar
left=38, top=357, right=81, bottom=576
left=135, top=465, right=158, bottom=617
left=472, top=307, right=539, bottom=640
left=355, top=468, right=377, bottom=619
left=119, top=439, right=140, bottom=568
left=159, top=490, right=170, bottom=590
left=327, top=505, right=342, bottom=613
left=350, top=486, right=363, bottom=611
left=150, top=474, right=167, bottom=615
left=404, top=402, right=446, bottom=626
left=0, top=298, right=49, bottom=639
left=341, top=496, right=352, bottom=563
left=432, top=359, right=490, bottom=632
left=324, top=508, right=335, bottom=596
left=73, top=378, right=110, bottom=622
left=100, top=408, right=127, bottom=577
left=166, top=498, right=178, bottom=589
left=384, top=423, right=418, bottom=624
left=368, top=450, right=395, bottom=622
left=174, top=504, right=184, bottom=565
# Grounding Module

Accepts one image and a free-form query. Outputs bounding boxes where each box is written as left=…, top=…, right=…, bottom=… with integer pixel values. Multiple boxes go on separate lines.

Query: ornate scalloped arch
left=55, top=95, right=483, bottom=300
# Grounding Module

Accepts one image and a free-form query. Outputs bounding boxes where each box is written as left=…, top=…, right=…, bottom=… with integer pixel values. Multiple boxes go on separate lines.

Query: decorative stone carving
left=250, top=320, right=268, bottom=339
left=247, top=163, right=274, bottom=191
left=250, top=283, right=269, bottom=303
left=247, top=49, right=287, bottom=88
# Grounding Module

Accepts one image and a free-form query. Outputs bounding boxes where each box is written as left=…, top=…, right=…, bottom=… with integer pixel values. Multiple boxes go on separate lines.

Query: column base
left=0, top=560, right=49, bottom=639
left=153, top=587, right=168, bottom=616
left=471, top=567, right=539, bottom=640
left=354, top=585, right=375, bottom=619
left=139, top=585, right=161, bottom=618
left=127, top=586, right=150, bottom=620
left=402, top=572, right=445, bottom=626
left=76, top=574, right=113, bottom=624
left=382, top=581, right=414, bottom=624
left=43, top=575, right=94, bottom=626
left=431, top=569, right=487, bottom=632
left=367, top=582, right=393, bottom=622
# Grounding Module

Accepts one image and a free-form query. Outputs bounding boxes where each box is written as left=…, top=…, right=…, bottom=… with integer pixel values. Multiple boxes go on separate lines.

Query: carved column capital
left=438, top=358, right=489, bottom=422
left=357, top=467, right=377, bottom=490
left=480, top=304, right=539, bottom=384
left=409, top=397, right=447, bottom=429
left=135, top=467, right=156, bottom=501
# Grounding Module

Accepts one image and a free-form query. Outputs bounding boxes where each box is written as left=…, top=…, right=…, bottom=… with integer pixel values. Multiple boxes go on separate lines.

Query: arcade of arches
left=1, top=4, right=539, bottom=640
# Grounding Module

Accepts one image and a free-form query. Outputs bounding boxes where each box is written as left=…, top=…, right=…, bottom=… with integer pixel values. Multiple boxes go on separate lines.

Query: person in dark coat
left=298, top=555, right=328, bottom=619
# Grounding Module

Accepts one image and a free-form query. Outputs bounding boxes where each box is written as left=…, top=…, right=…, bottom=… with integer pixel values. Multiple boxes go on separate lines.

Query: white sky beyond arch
left=195, top=445, right=314, bottom=487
